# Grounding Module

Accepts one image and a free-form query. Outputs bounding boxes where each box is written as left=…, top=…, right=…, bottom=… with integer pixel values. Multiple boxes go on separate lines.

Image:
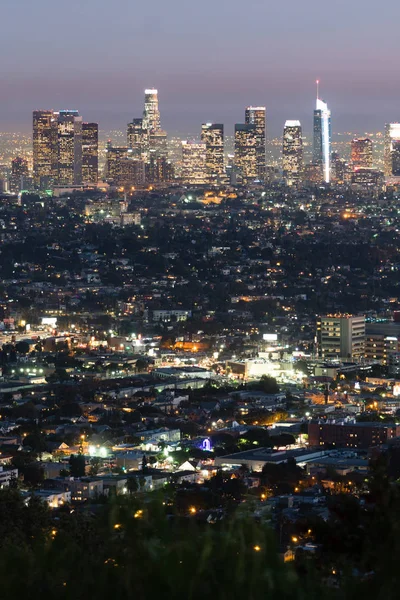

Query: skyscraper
left=313, top=83, right=331, bottom=183
left=181, top=141, right=207, bottom=185
left=105, top=144, right=145, bottom=186
left=147, top=154, right=175, bottom=184
left=82, top=122, right=98, bottom=184
left=33, top=110, right=57, bottom=189
left=201, top=123, right=225, bottom=184
left=10, top=156, right=29, bottom=193
left=234, top=124, right=257, bottom=184
left=351, top=138, right=373, bottom=170
left=143, top=89, right=161, bottom=133
left=282, top=120, right=303, bottom=185
left=149, top=129, right=168, bottom=157
left=56, top=110, right=82, bottom=186
left=384, top=123, right=400, bottom=177
left=245, top=107, right=266, bottom=180
left=127, top=118, right=147, bottom=159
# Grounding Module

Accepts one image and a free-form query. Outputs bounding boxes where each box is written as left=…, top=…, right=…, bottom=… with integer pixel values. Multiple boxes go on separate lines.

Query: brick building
left=308, top=421, right=400, bottom=449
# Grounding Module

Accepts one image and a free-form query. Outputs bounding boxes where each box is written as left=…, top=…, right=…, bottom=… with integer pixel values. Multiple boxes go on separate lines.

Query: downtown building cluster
left=11, top=87, right=400, bottom=193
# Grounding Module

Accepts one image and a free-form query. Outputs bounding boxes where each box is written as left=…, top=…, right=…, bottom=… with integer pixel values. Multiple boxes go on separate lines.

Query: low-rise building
left=308, top=420, right=400, bottom=449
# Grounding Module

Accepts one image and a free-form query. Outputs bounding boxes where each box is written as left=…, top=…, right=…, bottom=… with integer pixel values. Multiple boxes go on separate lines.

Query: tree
left=257, top=375, right=280, bottom=394
left=69, top=454, right=86, bottom=478
left=23, top=432, right=47, bottom=454
left=127, top=477, right=139, bottom=494
left=269, top=433, right=296, bottom=448
left=15, top=340, right=30, bottom=355
left=135, top=357, right=148, bottom=373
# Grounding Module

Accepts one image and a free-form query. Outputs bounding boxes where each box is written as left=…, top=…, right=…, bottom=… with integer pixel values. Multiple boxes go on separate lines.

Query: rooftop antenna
left=316, top=79, right=320, bottom=100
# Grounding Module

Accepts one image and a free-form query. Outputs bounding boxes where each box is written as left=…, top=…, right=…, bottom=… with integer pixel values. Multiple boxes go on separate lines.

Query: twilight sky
left=1, top=0, right=400, bottom=138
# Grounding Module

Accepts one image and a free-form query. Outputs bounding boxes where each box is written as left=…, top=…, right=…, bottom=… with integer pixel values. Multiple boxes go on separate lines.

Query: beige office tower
left=56, top=110, right=83, bottom=185
left=282, top=120, right=303, bottom=185
left=245, top=107, right=266, bottom=179
left=317, top=314, right=365, bottom=360
left=181, top=141, right=207, bottom=185
left=234, top=123, right=257, bottom=183
left=33, top=110, right=57, bottom=189
left=201, top=123, right=225, bottom=184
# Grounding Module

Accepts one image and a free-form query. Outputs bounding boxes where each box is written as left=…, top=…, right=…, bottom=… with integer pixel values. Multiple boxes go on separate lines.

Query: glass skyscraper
left=313, top=93, right=331, bottom=183
left=283, top=120, right=303, bottom=186
left=245, top=107, right=266, bottom=180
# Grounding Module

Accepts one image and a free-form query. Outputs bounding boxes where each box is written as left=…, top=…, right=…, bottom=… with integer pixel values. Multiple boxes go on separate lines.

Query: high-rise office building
left=234, top=124, right=257, bottom=183
left=351, top=138, right=373, bottom=170
left=313, top=84, right=331, bottom=183
left=82, top=123, right=98, bottom=184
left=127, top=118, right=147, bottom=159
left=149, top=129, right=168, bottom=157
left=9, top=156, right=30, bottom=193
left=245, top=107, right=266, bottom=180
left=384, top=123, right=400, bottom=177
left=147, top=153, right=175, bottom=184
left=181, top=141, right=207, bottom=185
left=282, top=120, right=303, bottom=185
left=316, top=314, right=365, bottom=360
left=105, top=144, right=145, bottom=186
left=33, top=110, right=57, bottom=189
left=143, top=89, right=161, bottom=133
left=56, top=110, right=82, bottom=186
left=331, top=152, right=349, bottom=185
left=201, top=123, right=225, bottom=184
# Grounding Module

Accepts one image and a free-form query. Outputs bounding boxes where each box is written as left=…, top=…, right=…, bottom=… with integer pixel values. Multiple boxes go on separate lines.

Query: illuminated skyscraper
left=10, top=156, right=29, bottom=193
left=384, top=123, right=400, bottom=177
left=147, top=154, right=175, bottom=184
left=181, top=141, right=207, bottom=185
left=143, top=89, right=161, bottom=133
left=282, top=120, right=303, bottom=185
left=105, top=144, right=145, bottom=186
left=56, top=110, right=82, bottom=185
left=33, top=110, right=57, bottom=188
left=234, top=124, right=257, bottom=183
left=82, top=122, right=98, bottom=184
left=245, top=107, right=266, bottom=179
left=201, top=123, right=225, bottom=184
left=313, top=82, right=331, bottom=183
left=149, top=129, right=168, bottom=157
left=127, top=118, right=147, bottom=159
left=351, top=138, right=373, bottom=170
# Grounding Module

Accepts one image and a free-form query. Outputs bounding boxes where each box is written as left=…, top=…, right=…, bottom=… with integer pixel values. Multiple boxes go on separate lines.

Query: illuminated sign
left=263, top=333, right=278, bottom=342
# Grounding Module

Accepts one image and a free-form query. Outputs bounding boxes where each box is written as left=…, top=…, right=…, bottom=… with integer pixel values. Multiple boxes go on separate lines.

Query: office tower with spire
left=313, top=81, right=331, bottom=183
left=181, top=141, right=207, bottom=185
left=201, top=123, right=225, bottom=184
left=234, top=123, right=257, bottom=184
left=384, top=123, right=400, bottom=177
left=351, top=138, right=373, bottom=170
left=33, top=110, right=57, bottom=189
left=245, top=106, right=266, bottom=180
left=283, top=120, right=303, bottom=185
left=142, top=88, right=167, bottom=159
left=56, top=110, right=83, bottom=185
left=82, top=122, right=98, bottom=184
